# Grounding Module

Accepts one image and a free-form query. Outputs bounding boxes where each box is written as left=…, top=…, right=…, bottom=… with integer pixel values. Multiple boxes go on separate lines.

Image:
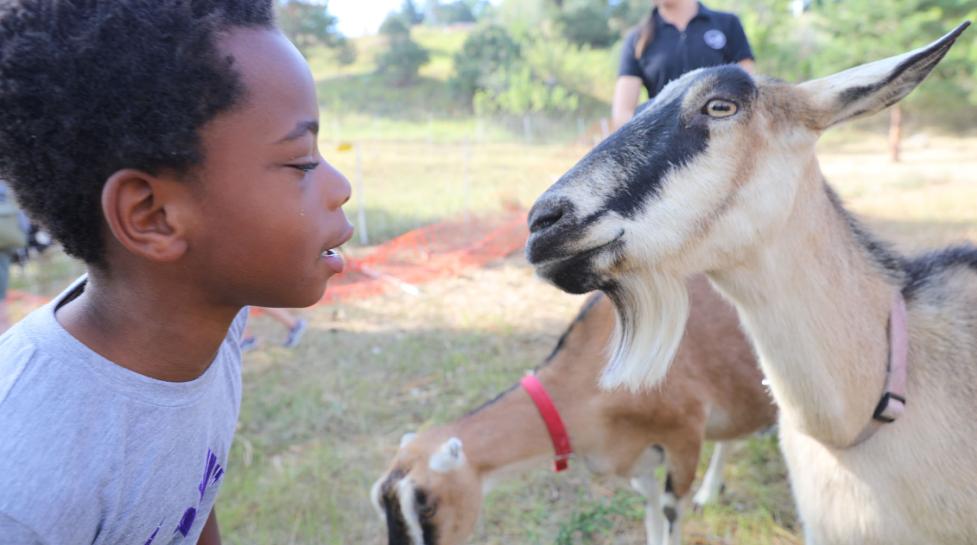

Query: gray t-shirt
left=0, top=278, right=247, bottom=544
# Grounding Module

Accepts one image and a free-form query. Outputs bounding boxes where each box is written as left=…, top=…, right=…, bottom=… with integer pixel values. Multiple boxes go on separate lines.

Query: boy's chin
left=268, top=278, right=331, bottom=309
left=295, top=281, right=331, bottom=308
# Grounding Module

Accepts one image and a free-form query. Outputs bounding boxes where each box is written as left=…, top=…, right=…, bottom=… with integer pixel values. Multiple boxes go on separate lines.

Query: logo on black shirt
left=704, top=29, right=727, bottom=50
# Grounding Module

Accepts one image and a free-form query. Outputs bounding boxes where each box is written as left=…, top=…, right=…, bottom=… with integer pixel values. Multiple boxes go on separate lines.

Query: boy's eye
left=289, top=162, right=320, bottom=173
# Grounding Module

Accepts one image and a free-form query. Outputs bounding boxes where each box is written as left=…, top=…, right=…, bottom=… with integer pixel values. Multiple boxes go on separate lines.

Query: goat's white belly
left=779, top=423, right=977, bottom=545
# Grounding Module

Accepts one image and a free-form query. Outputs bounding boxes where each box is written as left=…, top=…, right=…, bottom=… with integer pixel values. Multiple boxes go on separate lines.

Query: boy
left=0, top=1, right=352, bottom=543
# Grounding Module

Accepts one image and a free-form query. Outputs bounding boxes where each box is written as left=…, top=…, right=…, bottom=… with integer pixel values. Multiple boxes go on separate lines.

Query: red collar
left=520, top=373, right=573, bottom=472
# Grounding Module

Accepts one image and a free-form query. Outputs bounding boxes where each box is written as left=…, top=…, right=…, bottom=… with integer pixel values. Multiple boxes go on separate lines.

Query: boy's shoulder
left=0, top=279, right=248, bottom=423
left=0, top=308, right=115, bottom=543
left=0, top=285, right=248, bottom=544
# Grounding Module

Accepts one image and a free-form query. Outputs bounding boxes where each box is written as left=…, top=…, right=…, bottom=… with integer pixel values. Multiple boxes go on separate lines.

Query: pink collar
left=850, top=291, right=909, bottom=447
left=521, top=374, right=573, bottom=472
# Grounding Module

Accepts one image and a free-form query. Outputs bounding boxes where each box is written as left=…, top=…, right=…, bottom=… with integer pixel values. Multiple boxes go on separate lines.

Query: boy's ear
left=101, top=169, right=192, bottom=262
left=799, top=21, right=970, bottom=130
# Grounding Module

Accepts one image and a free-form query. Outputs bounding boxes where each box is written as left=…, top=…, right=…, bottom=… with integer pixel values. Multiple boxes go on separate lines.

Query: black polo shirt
left=619, top=2, right=754, bottom=98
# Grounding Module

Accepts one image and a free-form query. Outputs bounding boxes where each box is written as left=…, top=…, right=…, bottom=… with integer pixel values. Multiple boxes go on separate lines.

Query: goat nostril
left=529, top=206, right=565, bottom=234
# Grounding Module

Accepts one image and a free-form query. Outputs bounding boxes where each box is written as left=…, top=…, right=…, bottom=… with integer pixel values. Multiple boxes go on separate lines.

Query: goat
left=525, top=23, right=975, bottom=545
left=372, top=276, right=775, bottom=545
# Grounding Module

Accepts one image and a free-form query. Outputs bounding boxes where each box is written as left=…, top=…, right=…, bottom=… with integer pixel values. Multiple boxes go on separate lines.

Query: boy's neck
left=56, top=270, right=241, bottom=382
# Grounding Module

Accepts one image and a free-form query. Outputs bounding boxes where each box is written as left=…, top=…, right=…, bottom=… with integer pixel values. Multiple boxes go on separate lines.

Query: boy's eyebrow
left=275, top=120, right=319, bottom=144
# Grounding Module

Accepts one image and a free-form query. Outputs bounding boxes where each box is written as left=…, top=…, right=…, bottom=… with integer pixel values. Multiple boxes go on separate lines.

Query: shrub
left=473, top=65, right=580, bottom=116
left=376, top=13, right=431, bottom=86
left=556, top=4, right=617, bottom=47
left=277, top=0, right=345, bottom=55
left=451, top=24, right=522, bottom=100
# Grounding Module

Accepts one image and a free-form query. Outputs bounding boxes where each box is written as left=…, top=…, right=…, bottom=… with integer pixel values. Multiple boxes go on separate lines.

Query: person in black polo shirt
left=612, top=0, right=755, bottom=129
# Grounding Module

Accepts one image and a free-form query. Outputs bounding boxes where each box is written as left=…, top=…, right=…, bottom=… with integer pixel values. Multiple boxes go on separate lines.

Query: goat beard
left=600, top=270, right=690, bottom=392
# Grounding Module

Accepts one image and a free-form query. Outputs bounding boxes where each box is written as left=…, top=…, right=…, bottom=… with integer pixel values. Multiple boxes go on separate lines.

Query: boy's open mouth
left=319, top=246, right=345, bottom=274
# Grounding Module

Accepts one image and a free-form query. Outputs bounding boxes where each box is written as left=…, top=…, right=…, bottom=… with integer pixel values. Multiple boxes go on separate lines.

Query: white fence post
left=463, top=137, right=472, bottom=225
left=355, top=144, right=368, bottom=245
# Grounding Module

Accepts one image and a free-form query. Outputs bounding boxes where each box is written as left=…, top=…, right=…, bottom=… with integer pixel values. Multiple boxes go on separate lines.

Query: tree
left=812, top=0, right=977, bottom=160
left=495, top=0, right=551, bottom=36
left=608, top=0, right=651, bottom=35
left=376, top=12, right=431, bottom=86
left=276, top=1, right=346, bottom=56
left=462, top=0, right=492, bottom=19
left=425, top=1, right=477, bottom=25
left=451, top=24, right=522, bottom=100
left=401, top=0, right=425, bottom=25
left=720, top=0, right=815, bottom=82
left=556, top=3, right=617, bottom=47
left=451, top=24, right=581, bottom=116
left=379, top=12, right=411, bottom=37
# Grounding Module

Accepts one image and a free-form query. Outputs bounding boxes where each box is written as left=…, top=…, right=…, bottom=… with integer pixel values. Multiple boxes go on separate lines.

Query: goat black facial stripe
left=415, top=489, right=439, bottom=545
left=383, top=486, right=412, bottom=545
left=586, top=96, right=710, bottom=219
left=381, top=476, right=439, bottom=545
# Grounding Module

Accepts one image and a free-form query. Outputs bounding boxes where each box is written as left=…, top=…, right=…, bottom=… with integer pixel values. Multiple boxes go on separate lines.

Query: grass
left=218, top=257, right=805, bottom=545
left=7, top=132, right=977, bottom=544
left=326, top=140, right=588, bottom=245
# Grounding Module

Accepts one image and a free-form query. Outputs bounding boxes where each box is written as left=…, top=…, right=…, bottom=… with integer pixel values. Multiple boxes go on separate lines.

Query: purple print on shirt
left=143, top=524, right=161, bottom=545
left=143, top=448, right=225, bottom=542
left=175, top=449, right=225, bottom=537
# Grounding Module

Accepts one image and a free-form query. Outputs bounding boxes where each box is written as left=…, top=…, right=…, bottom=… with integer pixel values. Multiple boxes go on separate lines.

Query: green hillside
left=308, top=24, right=619, bottom=143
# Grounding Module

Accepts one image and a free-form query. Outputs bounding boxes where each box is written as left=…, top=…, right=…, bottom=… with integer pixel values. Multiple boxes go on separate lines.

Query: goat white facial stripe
left=370, top=478, right=386, bottom=521
left=397, top=479, right=426, bottom=545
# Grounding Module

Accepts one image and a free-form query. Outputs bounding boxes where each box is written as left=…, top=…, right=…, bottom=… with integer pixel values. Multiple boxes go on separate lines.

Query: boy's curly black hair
left=0, top=0, right=275, bottom=265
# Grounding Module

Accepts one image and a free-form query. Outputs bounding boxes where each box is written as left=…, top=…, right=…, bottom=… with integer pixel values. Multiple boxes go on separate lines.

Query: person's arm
left=612, top=75, right=643, bottom=130
left=725, top=15, right=755, bottom=73
left=197, top=509, right=221, bottom=545
left=613, top=30, right=645, bottom=130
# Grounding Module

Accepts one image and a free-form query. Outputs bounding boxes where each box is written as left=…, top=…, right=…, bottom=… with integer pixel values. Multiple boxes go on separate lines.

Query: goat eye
left=415, top=490, right=437, bottom=519
left=703, top=99, right=738, bottom=118
left=419, top=504, right=436, bottom=519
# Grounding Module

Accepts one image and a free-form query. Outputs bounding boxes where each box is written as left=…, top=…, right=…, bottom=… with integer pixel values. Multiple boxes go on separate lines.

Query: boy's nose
left=322, top=163, right=352, bottom=210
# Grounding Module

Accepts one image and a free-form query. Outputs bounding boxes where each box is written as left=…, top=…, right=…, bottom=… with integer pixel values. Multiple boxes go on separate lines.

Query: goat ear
left=429, top=437, right=465, bottom=473
left=400, top=432, right=418, bottom=449
left=799, top=21, right=969, bottom=130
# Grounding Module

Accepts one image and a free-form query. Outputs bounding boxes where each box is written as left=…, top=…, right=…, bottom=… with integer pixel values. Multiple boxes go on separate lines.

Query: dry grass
left=820, top=133, right=977, bottom=251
